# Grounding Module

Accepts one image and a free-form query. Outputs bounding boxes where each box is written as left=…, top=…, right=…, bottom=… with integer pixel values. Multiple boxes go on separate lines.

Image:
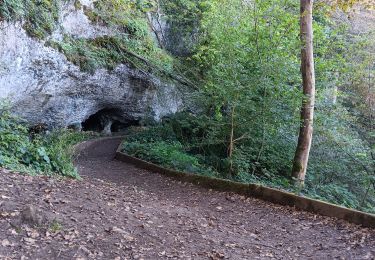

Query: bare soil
left=0, top=138, right=374, bottom=259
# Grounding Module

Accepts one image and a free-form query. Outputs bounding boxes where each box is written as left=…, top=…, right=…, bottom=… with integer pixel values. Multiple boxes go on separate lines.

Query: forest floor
left=0, top=138, right=374, bottom=260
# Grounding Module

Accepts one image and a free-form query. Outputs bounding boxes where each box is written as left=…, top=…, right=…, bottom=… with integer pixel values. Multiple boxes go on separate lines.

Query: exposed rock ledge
left=0, top=0, right=183, bottom=131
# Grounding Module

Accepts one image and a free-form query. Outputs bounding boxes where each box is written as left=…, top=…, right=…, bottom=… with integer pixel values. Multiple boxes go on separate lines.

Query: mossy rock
left=0, top=0, right=59, bottom=40
left=74, top=0, right=82, bottom=10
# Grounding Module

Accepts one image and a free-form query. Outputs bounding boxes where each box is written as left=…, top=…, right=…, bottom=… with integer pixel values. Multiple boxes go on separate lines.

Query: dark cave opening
left=81, top=108, right=139, bottom=133
left=110, top=120, right=139, bottom=132
left=81, top=113, right=103, bottom=132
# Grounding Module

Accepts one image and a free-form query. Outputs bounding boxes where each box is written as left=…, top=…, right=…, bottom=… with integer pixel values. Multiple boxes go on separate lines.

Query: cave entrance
left=82, top=108, right=139, bottom=134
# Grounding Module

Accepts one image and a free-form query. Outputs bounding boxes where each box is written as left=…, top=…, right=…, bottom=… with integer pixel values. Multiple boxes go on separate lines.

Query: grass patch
left=49, top=219, right=63, bottom=233
left=0, top=0, right=24, bottom=21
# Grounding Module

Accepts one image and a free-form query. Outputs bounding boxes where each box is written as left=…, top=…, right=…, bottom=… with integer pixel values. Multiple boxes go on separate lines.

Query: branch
left=119, top=48, right=198, bottom=89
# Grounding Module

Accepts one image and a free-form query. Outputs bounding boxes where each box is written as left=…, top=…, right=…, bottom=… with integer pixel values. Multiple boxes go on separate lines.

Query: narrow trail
left=76, top=138, right=375, bottom=259
left=0, top=137, right=374, bottom=259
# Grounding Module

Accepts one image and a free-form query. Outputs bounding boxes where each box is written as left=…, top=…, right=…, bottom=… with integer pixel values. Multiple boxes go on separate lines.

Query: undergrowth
left=122, top=113, right=375, bottom=214
left=0, top=104, right=94, bottom=178
left=123, top=125, right=219, bottom=177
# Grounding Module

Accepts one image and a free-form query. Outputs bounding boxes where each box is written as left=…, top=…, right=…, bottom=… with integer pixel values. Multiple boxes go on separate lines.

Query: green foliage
left=121, top=0, right=374, bottom=213
left=1, top=0, right=373, bottom=213
left=156, top=0, right=211, bottom=56
left=23, top=0, right=59, bottom=39
left=0, top=0, right=60, bottom=39
left=88, top=0, right=153, bottom=31
left=160, top=0, right=209, bottom=26
left=190, top=0, right=301, bottom=177
left=124, top=141, right=203, bottom=175
left=84, top=0, right=164, bottom=52
left=126, top=125, right=178, bottom=143
left=308, top=184, right=362, bottom=209
left=0, top=0, right=24, bottom=21
left=45, top=0, right=174, bottom=74
left=160, top=0, right=210, bottom=38
left=321, top=0, right=375, bottom=12
left=186, top=0, right=375, bottom=212
left=48, top=34, right=173, bottom=74
left=123, top=126, right=219, bottom=177
left=49, top=219, right=63, bottom=233
left=0, top=103, right=92, bottom=178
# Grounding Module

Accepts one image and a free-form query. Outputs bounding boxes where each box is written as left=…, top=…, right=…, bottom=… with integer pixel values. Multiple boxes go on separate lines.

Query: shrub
left=0, top=103, right=92, bottom=178
left=120, top=111, right=375, bottom=213
left=122, top=126, right=220, bottom=177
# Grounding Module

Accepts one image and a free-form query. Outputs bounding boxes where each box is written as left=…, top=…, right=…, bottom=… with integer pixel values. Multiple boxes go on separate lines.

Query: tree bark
left=292, top=0, right=316, bottom=186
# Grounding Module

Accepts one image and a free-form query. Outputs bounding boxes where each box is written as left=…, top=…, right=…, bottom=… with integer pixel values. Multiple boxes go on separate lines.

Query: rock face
left=334, top=8, right=375, bottom=35
left=0, top=1, right=183, bottom=130
left=148, top=8, right=199, bottom=57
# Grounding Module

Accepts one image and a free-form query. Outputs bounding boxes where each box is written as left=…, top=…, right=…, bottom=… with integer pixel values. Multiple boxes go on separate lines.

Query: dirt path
left=0, top=138, right=374, bottom=259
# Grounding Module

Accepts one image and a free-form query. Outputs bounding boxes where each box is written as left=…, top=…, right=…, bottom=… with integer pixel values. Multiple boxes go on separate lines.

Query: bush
left=126, top=125, right=178, bottom=143
left=0, top=103, right=92, bottom=178
left=121, top=111, right=375, bottom=214
left=122, top=126, right=220, bottom=177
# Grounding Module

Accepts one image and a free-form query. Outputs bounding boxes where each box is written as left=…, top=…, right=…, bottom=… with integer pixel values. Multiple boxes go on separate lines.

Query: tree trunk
left=228, top=106, right=235, bottom=176
left=292, top=0, right=316, bottom=186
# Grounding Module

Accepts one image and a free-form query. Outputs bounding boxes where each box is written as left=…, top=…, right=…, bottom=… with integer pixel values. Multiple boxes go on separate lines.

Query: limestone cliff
left=0, top=0, right=183, bottom=131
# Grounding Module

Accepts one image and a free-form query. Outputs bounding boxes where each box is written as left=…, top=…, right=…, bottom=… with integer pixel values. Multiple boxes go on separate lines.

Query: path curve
left=2, top=137, right=374, bottom=259
left=75, top=137, right=375, bottom=259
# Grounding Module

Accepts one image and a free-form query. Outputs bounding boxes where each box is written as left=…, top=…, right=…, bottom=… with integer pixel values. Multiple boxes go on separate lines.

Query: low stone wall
left=73, top=135, right=124, bottom=162
left=115, top=141, right=375, bottom=228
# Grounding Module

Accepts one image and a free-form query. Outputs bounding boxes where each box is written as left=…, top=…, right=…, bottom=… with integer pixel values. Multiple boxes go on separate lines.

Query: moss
left=84, top=0, right=151, bottom=38
left=292, top=162, right=304, bottom=173
left=20, top=0, right=175, bottom=78
left=1, top=0, right=174, bottom=74
left=49, top=35, right=126, bottom=72
left=74, top=0, right=82, bottom=10
left=0, top=0, right=24, bottom=21
left=83, top=6, right=103, bottom=24
left=49, top=33, right=173, bottom=77
left=0, top=0, right=60, bottom=40
left=24, top=0, right=60, bottom=40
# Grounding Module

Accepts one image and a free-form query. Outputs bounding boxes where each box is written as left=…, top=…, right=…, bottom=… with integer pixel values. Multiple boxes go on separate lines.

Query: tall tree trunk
left=228, top=106, right=236, bottom=176
left=292, top=0, right=316, bottom=186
